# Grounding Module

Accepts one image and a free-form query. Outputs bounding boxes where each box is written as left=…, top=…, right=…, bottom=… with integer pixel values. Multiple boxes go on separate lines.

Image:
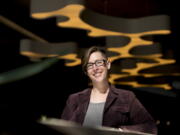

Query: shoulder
left=111, top=86, right=136, bottom=102
left=112, top=85, right=134, bottom=95
left=67, top=88, right=90, bottom=100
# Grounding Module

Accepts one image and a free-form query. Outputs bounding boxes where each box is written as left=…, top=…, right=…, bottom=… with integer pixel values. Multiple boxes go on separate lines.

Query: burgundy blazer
left=61, top=86, right=157, bottom=134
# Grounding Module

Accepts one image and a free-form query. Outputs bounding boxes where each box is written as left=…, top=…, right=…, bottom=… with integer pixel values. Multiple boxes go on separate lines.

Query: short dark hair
left=81, top=46, right=108, bottom=73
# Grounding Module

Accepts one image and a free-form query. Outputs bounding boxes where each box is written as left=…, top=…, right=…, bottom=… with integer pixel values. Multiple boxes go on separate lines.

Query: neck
left=92, top=80, right=109, bottom=93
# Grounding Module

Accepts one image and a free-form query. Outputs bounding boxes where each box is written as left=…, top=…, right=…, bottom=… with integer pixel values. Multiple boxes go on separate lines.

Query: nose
left=92, top=64, right=99, bottom=70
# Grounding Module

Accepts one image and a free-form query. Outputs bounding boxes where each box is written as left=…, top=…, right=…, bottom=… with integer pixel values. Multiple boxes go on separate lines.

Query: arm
left=61, top=95, right=78, bottom=120
left=120, top=93, right=157, bottom=134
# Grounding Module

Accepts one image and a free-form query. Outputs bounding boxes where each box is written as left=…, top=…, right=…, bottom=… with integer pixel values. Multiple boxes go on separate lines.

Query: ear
left=107, top=60, right=111, bottom=70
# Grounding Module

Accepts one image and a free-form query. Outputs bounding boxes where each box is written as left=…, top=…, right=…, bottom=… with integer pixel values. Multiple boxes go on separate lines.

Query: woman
left=61, top=46, right=157, bottom=134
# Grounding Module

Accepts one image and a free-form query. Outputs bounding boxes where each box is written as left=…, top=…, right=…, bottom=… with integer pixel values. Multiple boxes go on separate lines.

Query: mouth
left=93, top=72, right=102, bottom=77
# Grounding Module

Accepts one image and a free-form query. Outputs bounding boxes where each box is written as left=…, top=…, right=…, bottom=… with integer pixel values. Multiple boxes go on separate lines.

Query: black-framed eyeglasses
left=86, top=59, right=107, bottom=70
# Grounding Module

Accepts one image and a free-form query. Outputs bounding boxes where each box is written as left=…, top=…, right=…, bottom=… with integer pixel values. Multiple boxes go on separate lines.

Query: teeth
left=94, top=73, right=101, bottom=77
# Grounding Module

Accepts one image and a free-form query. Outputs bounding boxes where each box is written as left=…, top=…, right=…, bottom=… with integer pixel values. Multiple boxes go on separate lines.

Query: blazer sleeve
left=61, top=94, right=78, bottom=120
left=120, top=93, right=157, bottom=134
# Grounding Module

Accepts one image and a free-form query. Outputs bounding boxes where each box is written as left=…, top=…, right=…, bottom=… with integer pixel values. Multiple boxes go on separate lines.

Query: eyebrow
left=88, top=59, right=106, bottom=63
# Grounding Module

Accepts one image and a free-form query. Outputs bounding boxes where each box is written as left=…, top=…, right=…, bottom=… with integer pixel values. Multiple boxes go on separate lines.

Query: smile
left=93, top=72, right=102, bottom=77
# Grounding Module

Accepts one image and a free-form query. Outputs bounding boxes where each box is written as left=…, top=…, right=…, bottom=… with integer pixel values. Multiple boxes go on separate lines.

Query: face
left=86, top=51, right=110, bottom=83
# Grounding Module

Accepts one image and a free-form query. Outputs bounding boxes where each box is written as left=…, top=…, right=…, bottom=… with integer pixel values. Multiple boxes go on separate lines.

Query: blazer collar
left=78, top=85, right=119, bottom=100
left=104, top=85, right=119, bottom=112
left=77, top=88, right=91, bottom=124
left=76, top=85, right=119, bottom=124
left=79, top=88, right=91, bottom=103
left=78, top=85, right=119, bottom=112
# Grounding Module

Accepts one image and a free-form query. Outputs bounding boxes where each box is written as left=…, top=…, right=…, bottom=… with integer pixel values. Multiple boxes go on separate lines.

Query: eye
left=96, top=60, right=104, bottom=65
left=96, top=60, right=106, bottom=66
left=86, top=63, right=93, bottom=69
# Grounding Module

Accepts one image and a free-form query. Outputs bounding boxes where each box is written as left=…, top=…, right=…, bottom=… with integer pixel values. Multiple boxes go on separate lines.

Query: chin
left=93, top=77, right=105, bottom=82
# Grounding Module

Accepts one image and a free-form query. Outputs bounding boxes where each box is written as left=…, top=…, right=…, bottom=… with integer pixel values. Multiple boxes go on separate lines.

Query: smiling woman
left=61, top=46, right=157, bottom=134
left=82, top=47, right=110, bottom=85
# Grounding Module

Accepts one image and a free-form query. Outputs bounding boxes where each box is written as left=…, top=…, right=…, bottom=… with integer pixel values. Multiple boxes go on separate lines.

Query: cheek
left=87, top=71, right=92, bottom=77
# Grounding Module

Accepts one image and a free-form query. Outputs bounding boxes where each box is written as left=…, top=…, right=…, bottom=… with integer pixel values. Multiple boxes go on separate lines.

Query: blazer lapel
left=77, top=88, right=91, bottom=124
left=75, top=86, right=119, bottom=124
left=104, top=86, right=119, bottom=113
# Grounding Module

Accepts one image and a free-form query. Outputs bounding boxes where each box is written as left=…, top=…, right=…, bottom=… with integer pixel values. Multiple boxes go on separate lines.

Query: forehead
left=88, top=51, right=106, bottom=62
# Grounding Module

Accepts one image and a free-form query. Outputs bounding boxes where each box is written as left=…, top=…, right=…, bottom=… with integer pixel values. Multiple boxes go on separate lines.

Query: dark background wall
left=0, top=0, right=179, bottom=135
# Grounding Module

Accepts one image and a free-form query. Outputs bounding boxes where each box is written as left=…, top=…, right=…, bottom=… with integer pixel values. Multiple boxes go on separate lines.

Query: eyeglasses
left=86, top=59, right=107, bottom=70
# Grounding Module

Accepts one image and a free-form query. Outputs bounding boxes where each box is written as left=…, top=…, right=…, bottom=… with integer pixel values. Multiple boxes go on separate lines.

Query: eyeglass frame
left=86, top=59, right=107, bottom=70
